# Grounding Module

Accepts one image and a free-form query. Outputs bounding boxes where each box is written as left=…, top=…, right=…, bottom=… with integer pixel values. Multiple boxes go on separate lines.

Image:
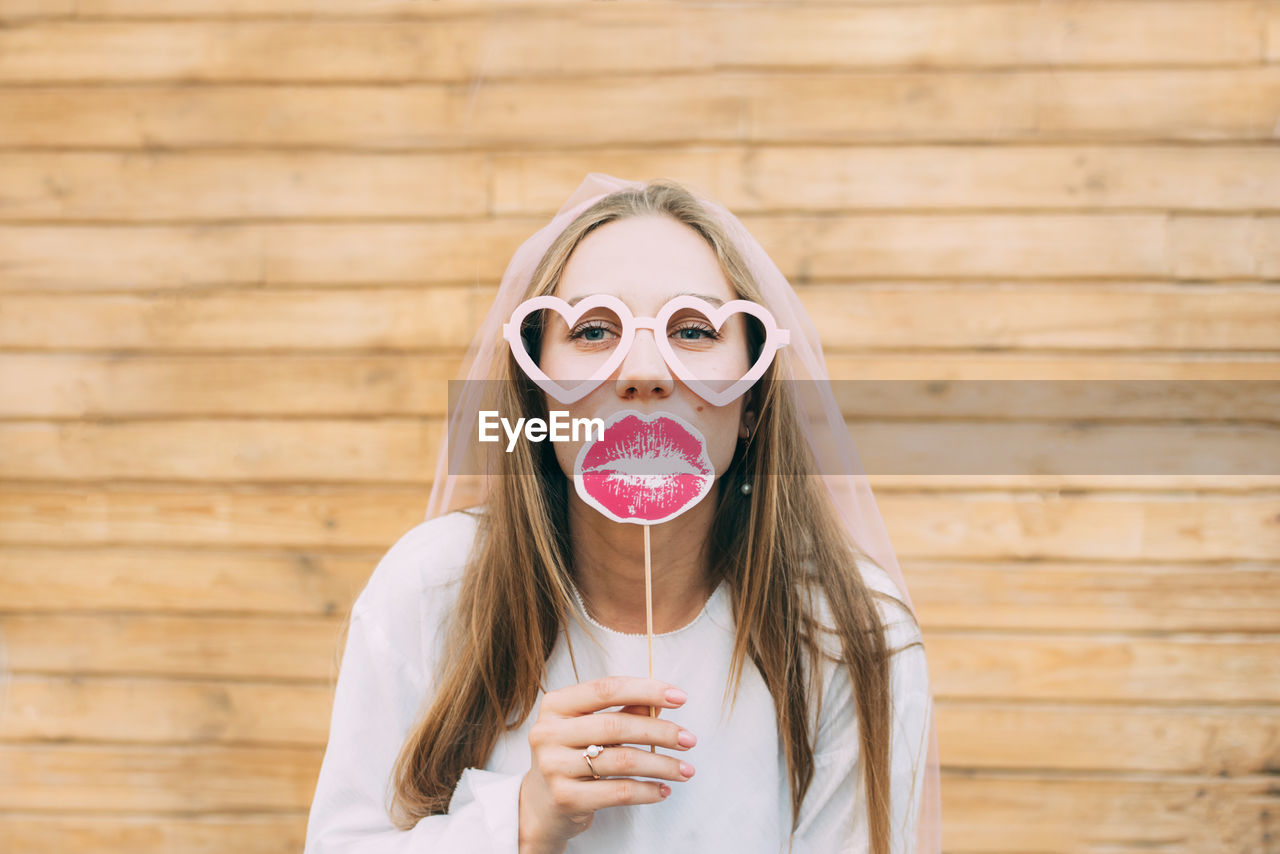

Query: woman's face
left=539, top=214, right=752, bottom=486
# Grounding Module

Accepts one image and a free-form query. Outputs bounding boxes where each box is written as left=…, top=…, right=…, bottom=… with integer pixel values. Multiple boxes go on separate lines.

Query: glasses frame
left=501, top=294, right=790, bottom=406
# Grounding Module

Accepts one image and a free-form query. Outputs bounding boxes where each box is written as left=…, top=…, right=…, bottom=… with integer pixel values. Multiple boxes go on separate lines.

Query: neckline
left=568, top=577, right=723, bottom=639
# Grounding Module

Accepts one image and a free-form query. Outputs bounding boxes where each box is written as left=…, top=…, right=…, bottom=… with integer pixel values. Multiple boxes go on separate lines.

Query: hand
left=517, top=676, right=698, bottom=854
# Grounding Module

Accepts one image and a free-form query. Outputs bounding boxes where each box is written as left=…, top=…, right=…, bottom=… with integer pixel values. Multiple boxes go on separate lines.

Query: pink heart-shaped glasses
left=501, top=294, right=790, bottom=406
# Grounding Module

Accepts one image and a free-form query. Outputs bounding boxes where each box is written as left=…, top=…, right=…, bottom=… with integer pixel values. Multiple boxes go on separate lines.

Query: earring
left=741, top=423, right=751, bottom=440
left=740, top=479, right=752, bottom=495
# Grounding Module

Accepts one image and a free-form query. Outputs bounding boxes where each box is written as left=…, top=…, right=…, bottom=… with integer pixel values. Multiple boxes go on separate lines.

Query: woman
left=305, top=174, right=942, bottom=853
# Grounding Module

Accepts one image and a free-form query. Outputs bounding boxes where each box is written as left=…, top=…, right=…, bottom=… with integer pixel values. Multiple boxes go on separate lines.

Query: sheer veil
left=426, top=173, right=943, bottom=853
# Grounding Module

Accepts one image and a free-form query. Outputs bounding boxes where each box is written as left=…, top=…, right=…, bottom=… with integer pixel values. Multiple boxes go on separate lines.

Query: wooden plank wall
left=1, top=1, right=1278, bottom=852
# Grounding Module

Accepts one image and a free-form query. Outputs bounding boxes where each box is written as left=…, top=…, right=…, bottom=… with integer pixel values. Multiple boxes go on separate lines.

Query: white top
left=305, top=509, right=933, bottom=854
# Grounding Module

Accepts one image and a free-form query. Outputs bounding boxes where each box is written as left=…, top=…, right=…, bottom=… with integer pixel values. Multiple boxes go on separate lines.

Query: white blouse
left=305, top=509, right=933, bottom=854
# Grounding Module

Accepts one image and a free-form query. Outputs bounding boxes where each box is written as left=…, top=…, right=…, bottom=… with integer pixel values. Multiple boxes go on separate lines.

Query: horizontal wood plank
left=940, top=774, right=1276, bottom=853
left=2, top=0, right=1014, bottom=19
left=867, top=474, right=1280, bottom=492
left=0, top=151, right=492, bottom=220
left=4, top=146, right=1279, bottom=222
left=0, top=743, right=321, bottom=811
left=0, top=746, right=1274, bottom=852
left=0, top=4, right=1266, bottom=84
left=2, top=353, right=1278, bottom=420
left=3, top=219, right=1277, bottom=292
left=822, top=355, right=1280, bottom=382
left=4, top=674, right=1277, bottom=778
left=1, top=69, right=1277, bottom=149
left=0, top=288, right=496, bottom=350
left=928, top=634, right=1280, bottom=703
left=936, top=701, right=1280, bottom=776
left=0, top=354, right=462, bottom=418
left=0, top=771, right=1272, bottom=852
left=1, top=416, right=1275, bottom=480
left=0, top=418, right=446, bottom=482
left=888, top=491, right=1280, bottom=562
left=0, top=545, right=375, bottom=616
left=0, top=220, right=532, bottom=291
left=3, top=547, right=1279, bottom=633
left=0, top=812, right=305, bottom=854
left=489, top=145, right=1280, bottom=215
left=0, top=772, right=1270, bottom=853
left=2, top=485, right=1276, bottom=560
left=3, top=283, right=1278, bottom=349
left=0, top=675, right=336, bottom=746
left=0, top=485, right=432, bottom=548
left=0, top=614, right=349, bottom=681
left=910, top=560, right=1280, bottom=633
left=2, top=613, right=1277, bottom=700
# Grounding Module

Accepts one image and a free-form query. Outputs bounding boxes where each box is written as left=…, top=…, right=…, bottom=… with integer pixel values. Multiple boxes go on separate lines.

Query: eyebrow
left=565, top=292, right=726, bottom=308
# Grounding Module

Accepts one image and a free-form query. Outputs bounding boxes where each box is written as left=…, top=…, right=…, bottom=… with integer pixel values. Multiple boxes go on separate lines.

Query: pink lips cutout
left=573, top=410, right=715, bottom=525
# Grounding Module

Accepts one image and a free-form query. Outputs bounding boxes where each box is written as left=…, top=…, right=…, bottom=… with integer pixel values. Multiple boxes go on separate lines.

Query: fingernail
left=679, top=762, right=696, bottom=778
left=659, top=784, right=672, bottom=798
left=665, top=688, right=687, bottom=704
left=677, top=730, right=697, bottom=748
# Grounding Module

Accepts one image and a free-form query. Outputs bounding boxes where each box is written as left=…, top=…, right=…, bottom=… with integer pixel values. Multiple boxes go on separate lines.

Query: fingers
left=554, top=777, right=674, bottom=812
left=526, top=677, right=695, bottom=827
left=564, top=712, right=697, bottom=753
left=564, top=744, right=695, bottom=784
left=542, top=676, right=686, bottom=718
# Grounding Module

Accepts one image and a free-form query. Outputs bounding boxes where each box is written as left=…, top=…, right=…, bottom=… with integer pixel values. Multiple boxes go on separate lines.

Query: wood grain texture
left=2, top=147, right=1279, bottom=221
left=2, top=69, right=1278, bottom=149
left=2, top=1, right=1276, bottom=851
left=0, top=545, right=376, bottom=615
left=0, top=675, right=339, bottom=745
left=2, top=614, right=1277, bottom=702
left=940, top=774, right=1276, bottom=853
left=0, top=743, right=323, bottom=811
left=3, top=283, right=1278, bottom=348
left=3, top=485, right=1277, bottom=558
left=0, top=4, right=1268, bottom=82
left=3, top=547, right=1279, bottom=631
left=2, top=353, right=1278, bottom=421
left=0, top=813, right=306, bottom=854
left=5, top=674, right=1276, bottom=777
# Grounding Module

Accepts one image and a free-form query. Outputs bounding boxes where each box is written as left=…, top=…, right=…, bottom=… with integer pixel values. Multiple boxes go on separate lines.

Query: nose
left=614, top=327, right=674, bottom=401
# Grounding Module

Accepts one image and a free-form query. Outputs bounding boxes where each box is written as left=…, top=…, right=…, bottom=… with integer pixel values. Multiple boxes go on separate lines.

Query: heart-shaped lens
left=503, top=295, right=633, bottom=404
left=535, top=303, right=627, bottom=385
left=656, top=298, right=789, bottom=406
left=660, top=304, right=764, bottom=398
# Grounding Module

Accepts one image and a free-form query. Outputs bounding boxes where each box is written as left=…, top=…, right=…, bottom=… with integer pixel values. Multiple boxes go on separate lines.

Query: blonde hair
left=382, top=180, right=920, bottom=854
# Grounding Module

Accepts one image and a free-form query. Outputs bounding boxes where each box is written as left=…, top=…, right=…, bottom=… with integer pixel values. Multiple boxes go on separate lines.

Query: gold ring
left=583, top=744, right=604, bottom=780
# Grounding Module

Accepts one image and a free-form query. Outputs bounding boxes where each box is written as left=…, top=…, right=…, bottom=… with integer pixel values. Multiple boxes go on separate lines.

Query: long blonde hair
left=384, top=180, right=920, bottom=854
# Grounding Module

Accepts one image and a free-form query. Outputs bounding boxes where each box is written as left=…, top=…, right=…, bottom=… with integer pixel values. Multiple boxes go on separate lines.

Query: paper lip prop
left=573, top=409, right=715, bottom=525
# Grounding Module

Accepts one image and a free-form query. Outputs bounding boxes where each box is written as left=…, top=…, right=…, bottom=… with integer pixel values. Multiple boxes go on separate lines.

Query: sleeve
left=788, top=602, right=934, bottom=854
left=304, top=590, right=526, bottom=853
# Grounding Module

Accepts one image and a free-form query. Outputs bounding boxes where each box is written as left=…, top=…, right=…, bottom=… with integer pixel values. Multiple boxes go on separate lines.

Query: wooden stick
left=645, top=522, right=656, bottom=753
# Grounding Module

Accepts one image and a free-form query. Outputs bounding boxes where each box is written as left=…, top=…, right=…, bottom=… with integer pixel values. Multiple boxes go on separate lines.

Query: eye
left=569, top=320, right=618, bottom=342
left=671, top=321, right=721, bottom=342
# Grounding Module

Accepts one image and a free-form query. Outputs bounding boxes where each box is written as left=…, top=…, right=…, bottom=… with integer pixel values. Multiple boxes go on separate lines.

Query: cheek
left=697, top=401, right=743, bottom=477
